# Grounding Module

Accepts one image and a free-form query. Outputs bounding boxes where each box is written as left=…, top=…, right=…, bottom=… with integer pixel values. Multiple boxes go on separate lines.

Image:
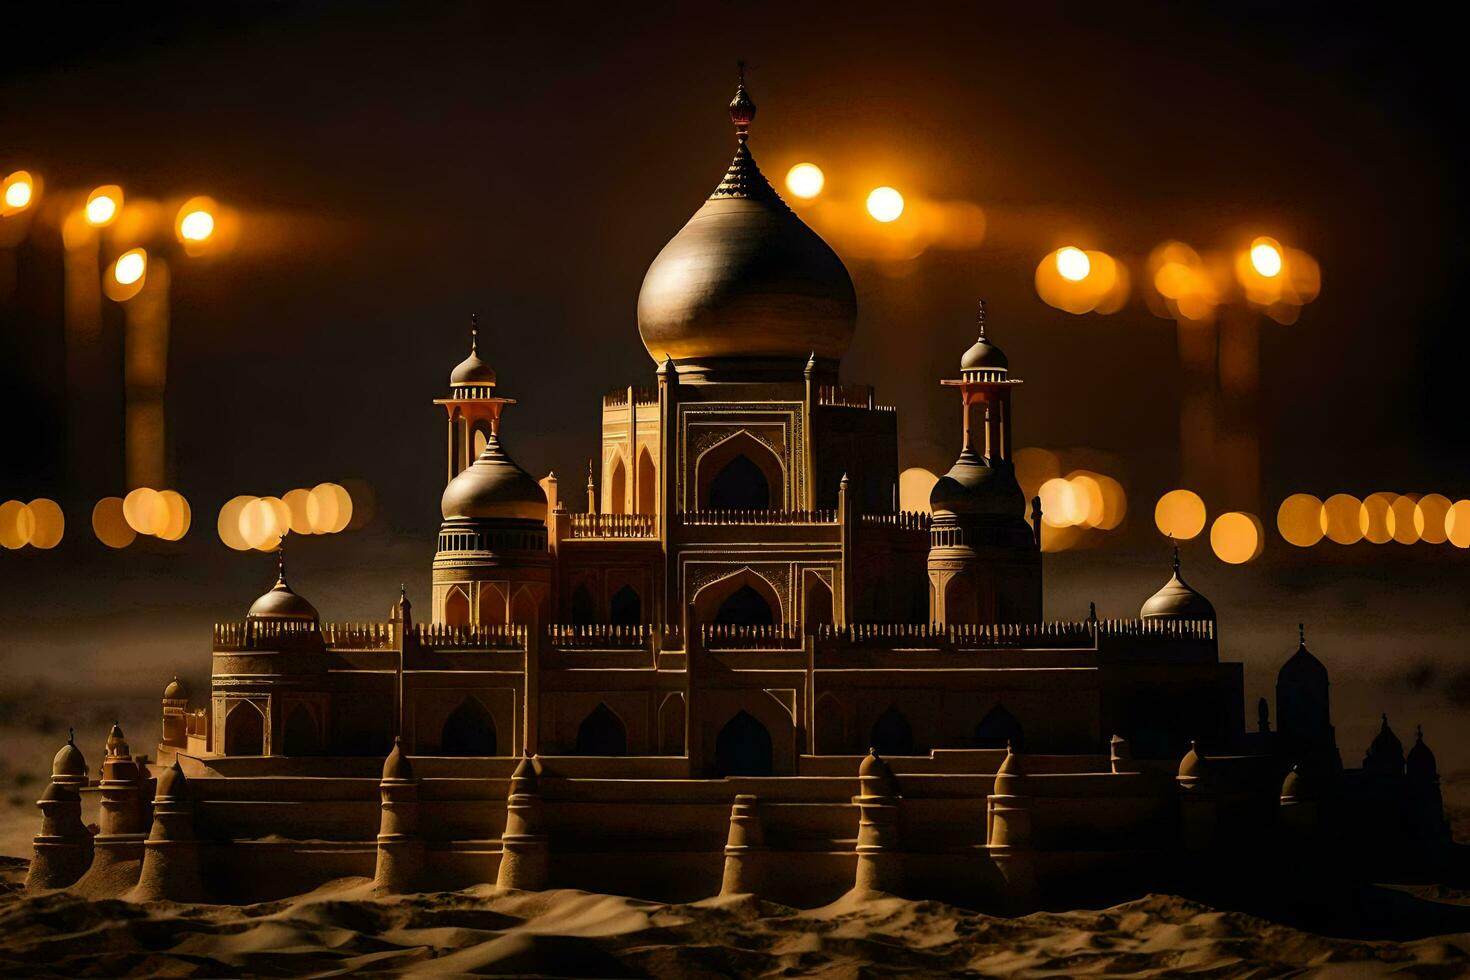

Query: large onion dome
left=636, top=73, right=856, bottom=376
left=440, top=432, right=546, bottom=522
left=52, top=730, right=87, bottom=779
left=959, top=300, right=1008, bottom=379
left=1278, top=625, right=1328, bottom=688
left=247, top=551, right=319, bottom=622
left=1140, top=545, right=1216, bottom=620
left=929, top=449, right=1025, bottom=517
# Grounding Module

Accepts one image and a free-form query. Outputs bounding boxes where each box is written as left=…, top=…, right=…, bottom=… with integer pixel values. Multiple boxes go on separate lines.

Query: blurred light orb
left=898, top=467, right=938, bottom=514
left=85, top=186, right=122, bottom=227
left=0, top=500, right=29, bottom=550
left=785, top=163, right=824, bottom=200
left=122, top=487, right=165, bottom=535
left=27, top=498, right=65, bottom=549
left=92, top=497, right=136, bottom=549
left=217, top=495, right=255, bottom=551
left=307, top=482, right=353, bottom=534
left=1415, top=493, right=1452, bottom=544
left=178, top=209, right=215, bottom=242
left=1154, top=489, right=1207, bottom=540
left=1039, top=477, right=1081, bottom=527
left=866, top=186, right=904, bottom=223
left=3, top=171, right=34, bottom=210
left=1250, top=237, right=1283, bottom=278
left=156, top=490, right=191, bottom=541
left=1320, top=493, right=1364, bottom=545
left=1447, top=500, right=1470, bottom=549
left=239, top=496, right=285, bottom=551
left=1276, top=494, right=1325, bottom=547
left=113, top=248, right=147, bottom=286
left=283, top=487, right=315, bottom=535
left=1360, top=492, right=1396, bottom=545
left=1390, top=494, right=1421, bottom=545
left=1056, top=246, right=1091, bottom=282
left=1211, top=511, right=1264, bottom=564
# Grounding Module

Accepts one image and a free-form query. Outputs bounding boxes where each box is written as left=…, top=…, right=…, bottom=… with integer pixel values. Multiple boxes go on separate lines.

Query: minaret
left=927, top=302, right=1041, bottom=625
left=75, top=723, right=148, bottom=897
left=373, top=737, right=424, bottom=894
left=25, top=731, right=94, bottom=891
left=435, top=313, right=515, bottom=483
left=132, top=759, right=204, bottom=902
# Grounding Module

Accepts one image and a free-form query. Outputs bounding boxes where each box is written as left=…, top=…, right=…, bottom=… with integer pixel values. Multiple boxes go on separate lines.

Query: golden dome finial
left=469, top=312, right=479, bottom=355
left=1170, top=535, right=1180, bottom=573
left=276, top=545, right=286, bottom=585
left=976, top=298, right=987, bottom=339
left=729, top=60, right=756, bottom=143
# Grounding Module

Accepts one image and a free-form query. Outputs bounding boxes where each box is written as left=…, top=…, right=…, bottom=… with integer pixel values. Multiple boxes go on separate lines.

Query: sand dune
left=2, top=857, right=1469, bottom=978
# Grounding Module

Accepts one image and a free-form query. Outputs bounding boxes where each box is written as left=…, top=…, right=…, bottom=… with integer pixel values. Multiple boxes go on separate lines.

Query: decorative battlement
left=681, top=508, right=837, bottom=526
left=861, top=511, right=931, bottom=530
left=547, top=623, right=682, bottom=648
left=603, top=386, right=659, bottom=407
left=213, top=620, right=318, bottom=649
left=815, top=618, right=1215, bottom=647
left=438, top=525, right=549, bottom=553
left=701, top=622, right=804, bottom=648
left=567, top=512, right=657, bottom=538
left=416, top=622, right=527, bottom=649
left=322, top=623, right=398, bottom=650
left=817, top=384, right=896, bottom=412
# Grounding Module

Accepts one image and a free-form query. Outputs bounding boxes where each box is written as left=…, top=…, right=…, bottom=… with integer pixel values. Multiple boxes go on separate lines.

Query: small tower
left=75, top=724, right=148, bottom=897
left=25, top=731, right=94, bottom=891
left=1362, top=713, right=1405, bottom=778
left=496, top=752, right=549, bottom=889
left=161, top=676, right=189, bottom=751
left=927, top=302, right=1040, bottom=625
left=432, top=316, right=551, bottom=629
left=1275, top=624, right=1340, bottom=774
left=987, top=742, right=1037, bottom=911
left=373, top=737, right=424, bottom=894
left=852, top=749, right=902, bottom=893
left=720, top=794, right=767, bottom=896
left=132, top=760, right=204, bottom=902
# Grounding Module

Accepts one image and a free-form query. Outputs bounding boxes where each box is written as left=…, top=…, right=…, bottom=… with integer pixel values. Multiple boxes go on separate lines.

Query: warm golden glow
left=2, top=171, right=35, bottom=213
left=1415, top=493, right=1452, bottom=545
left=113, top=248, right=147, bottom=286
left=122, top=488, right=163, bottom=535
left=898, top=467, right=937, bottom=513
left=307, top=482, right=353, bottom=534
left=1276, top=493, right=1324, bottom=547
left=1359, top=491, right=1396, bottom=545
left=1211, top=511, right=1263, bottom=564
left=1154, top=489, right=1207, bottom=540
left=239, top=496, right=285, bottom=551
left=1447, top=500, right=1470, bottom=549
left=0, top=501, right=29, bottom=550
left=217, top=495, right=255, bottom=551
left=176, top=195, right=220, bottom=249
left=1038, top=477, right=1081, bottom=527
left=866, top=186, right=904, bottom=222
left=156, top=490, right=191, bottom=541
left=1320, top=493, right=1364, bottom=545
left=1390, top=494, right=1420, bottom=545
left=180, top=209, right=214, bottom=241
left=1249, top=237, right=1283, bottom=278
left=92, top=497, right=136, bottom=549
left=85, top=185, right=123, bottom=227
left=26, top=498, right=65, bottom=549
left=1055, top=246, right=1091, bottom=282
left=785, top=163, right=824, bottom=200
left=284, top=487, right=315, bottom=535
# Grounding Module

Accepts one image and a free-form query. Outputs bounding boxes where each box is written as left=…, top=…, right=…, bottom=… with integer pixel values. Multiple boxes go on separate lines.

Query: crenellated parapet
left=681, top=508, right=837, bottom=526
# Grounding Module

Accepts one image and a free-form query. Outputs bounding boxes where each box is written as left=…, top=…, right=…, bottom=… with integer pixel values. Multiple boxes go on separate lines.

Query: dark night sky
left=2, top=3, right=1467, bottom=769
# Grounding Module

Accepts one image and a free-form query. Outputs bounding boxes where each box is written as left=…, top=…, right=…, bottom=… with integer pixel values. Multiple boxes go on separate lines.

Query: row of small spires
left=601, top=386, right=659, bottom=407
left=860, top=511, right=932, bottom=529
left=682, top=508, right=838, bottom=525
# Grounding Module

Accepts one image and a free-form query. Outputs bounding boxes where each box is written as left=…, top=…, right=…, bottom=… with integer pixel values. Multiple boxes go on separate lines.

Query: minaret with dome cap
left=927, top=301, right=1041, bottom=625
left=1139, top=540, right=1216, bottom=622
left=432, top=316, right=551, bottom=629
left=1274, top=623, right=1340, bottom=773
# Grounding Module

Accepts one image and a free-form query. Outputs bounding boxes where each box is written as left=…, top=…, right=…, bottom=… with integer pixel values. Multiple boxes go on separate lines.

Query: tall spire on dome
left=469, top=312, right=479, bottom=356
left=711, top=61, right=783, bottom=205
left=976, top=299, right=987, bottom=340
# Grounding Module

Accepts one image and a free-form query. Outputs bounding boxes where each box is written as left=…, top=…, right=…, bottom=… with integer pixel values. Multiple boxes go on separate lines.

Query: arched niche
left=282, top=702, right=320, bottom=756
left=715, top=710, right=773, bottom=777
left=871, top=705, right=916, bottom=756
left=480, top=583, right=508, bottom=626
left=224, top=700, right=265, bottom=757
left=695, top=430, right=784, bottom=511
left=510, top=587, right=539, bottom=629
left=609, top=455, right=627, bottom=514
left=804, top=574, right=834, bottom=634
left=442, top=696, right=498, bottom=756
left=570, top=582, right=596, bottom=625
left=975, top=703, right=1024, bottom=750
left=609, top=584, right=641, bottom=626
left=444, top=586, right=470, bottom=628
left=693, top=567, right=784, bottom=629
left=637, top=446, right=656, bottom=515
left=813, top=692, right=846, bottom=755
left=576, top=703, right=627, bottom=756
left=658, top=693, right=686, bottom=756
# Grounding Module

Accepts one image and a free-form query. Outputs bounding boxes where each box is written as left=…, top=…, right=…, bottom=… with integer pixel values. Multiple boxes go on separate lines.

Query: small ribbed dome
left=449, top=314, right=497, bottom=388
left=163, top=676, right=187, bottom=701
left=52, top=733, right=87, bottom=778
left=440, top=432, right=547, bottom=522
left=1140, top=547, right=1216, bottom=621
left=248, top=556, right=319, bottom=622
left=636, top=77, right=857, bottom=374
left=1407, top=726, right=1437, bottom=781
left=959, top=300, right=1008, bottom=378
left=929, top=450, right=1025, bottom=517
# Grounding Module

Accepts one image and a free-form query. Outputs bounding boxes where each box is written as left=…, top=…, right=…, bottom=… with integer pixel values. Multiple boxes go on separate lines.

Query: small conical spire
left=1298, top=622, right=1306, bottom=646
left=729, top=60, right=756, bottom=141
left=276, top=546, right=287, bottom=586
left=1171, top=536, right=1180, bottom=573
left=469, top=313, right=479, bottom=355
left=1088, top=601, right=1097, bottom=622
left=976, top=298, right=988, bottom=340
left=67, top=727, right=74, bottom=746
left=1416, top=723, right=1424, bottom=742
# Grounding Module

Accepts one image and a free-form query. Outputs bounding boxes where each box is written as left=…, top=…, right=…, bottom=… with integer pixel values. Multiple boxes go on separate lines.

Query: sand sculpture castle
left=28, top=74, right=1450, bottom=909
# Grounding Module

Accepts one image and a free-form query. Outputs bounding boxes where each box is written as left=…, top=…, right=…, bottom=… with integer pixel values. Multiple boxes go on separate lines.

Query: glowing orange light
left=122, top=487, right=165, bottom=536
left=1320, top=494, right=1364, bottom=545
left=1415, top=493, right=1452, bottom=545
left=1211, top=511, right=1264, bottom=564
left=1359, top=492, right=1396, bottom=545
left=1154, top=489, right=1207, bottom=540
left=866, top=186, right=904, bottom=222
left=1390, top=494, right=1420, bottom=545
left=0, top=500, right=29, bottom=550
left=897, top=467, right=937, bottom=513
left=1056, top=246, right=1091, bottom=282
left=156, top=490, right=191, bottom=541
left=92, top=497, right=136, bottom=549
left=785, top=163, right=824, bottom=199
left=85, top=185, right=122, bottom=227
left=1249, top=237, right=1283, bottom=277
left=1276, top=494, right=1324, bottom=547
left=1447, top=500, right=1470, bottom=549
left=113, top=248, right=147, bottom=286
left=307, top=482, right=353, bottom=534
left=218, top=495, right=256, bottom=551
left=2, top=171, right=36, bottom=214
left=26, top=498, right=64, bottom=549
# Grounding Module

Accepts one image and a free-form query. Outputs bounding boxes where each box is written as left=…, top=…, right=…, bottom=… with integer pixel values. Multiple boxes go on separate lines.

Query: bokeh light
left=1211, top=511, right=1264, bottom=564
left=113, top=248, right=147, bottom=286
left=1249, top=237, right=1283, bottom=277
left=123, top=487, right=165, bottom=535
left=0, top=501, right=30, bottom=550
left=1320, top=493, right=1364, bottom=545
left=1359, top=492, right=1396, bottom=545
left=2, top=171, right=37, bottom=215
left=1055, top=246, right=1091, bottom=282
left=1038, top=477, right=1081, bottom=527
left=784, top=163, right=824, bottom=200
left=1416, top=494, right=1452, bottom=545
left=85, top=185, right=122, bottom=227
left=1390, top=494, right=1420, bottom=545
left=1447, top=500, right=1470, bottom=549
left=179, top=209, right=214, bottom=242
left=92, top=497, right=136, bottom=549
left=156, top=490, right=192, bottom=541
left=1154, top=489, right=1207, bottom=540
left=307, top=482, right=352, bottom=533
left=1146, top=241, right=1222, bottom=323
left=26, top=498, right=64, bottom=549
left=866, top=186, right=904, bottom=222
left=217, top=495, right=255, bottom=551
left=284, top=487, right=315, bottom=535
left=1276, top=493, right=1325, bottom=547
left=898, top=467, right=937, bottom=513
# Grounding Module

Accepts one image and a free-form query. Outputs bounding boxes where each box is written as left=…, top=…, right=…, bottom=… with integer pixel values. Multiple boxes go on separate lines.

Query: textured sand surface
left=3, top=858, right=1470, bottom=978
